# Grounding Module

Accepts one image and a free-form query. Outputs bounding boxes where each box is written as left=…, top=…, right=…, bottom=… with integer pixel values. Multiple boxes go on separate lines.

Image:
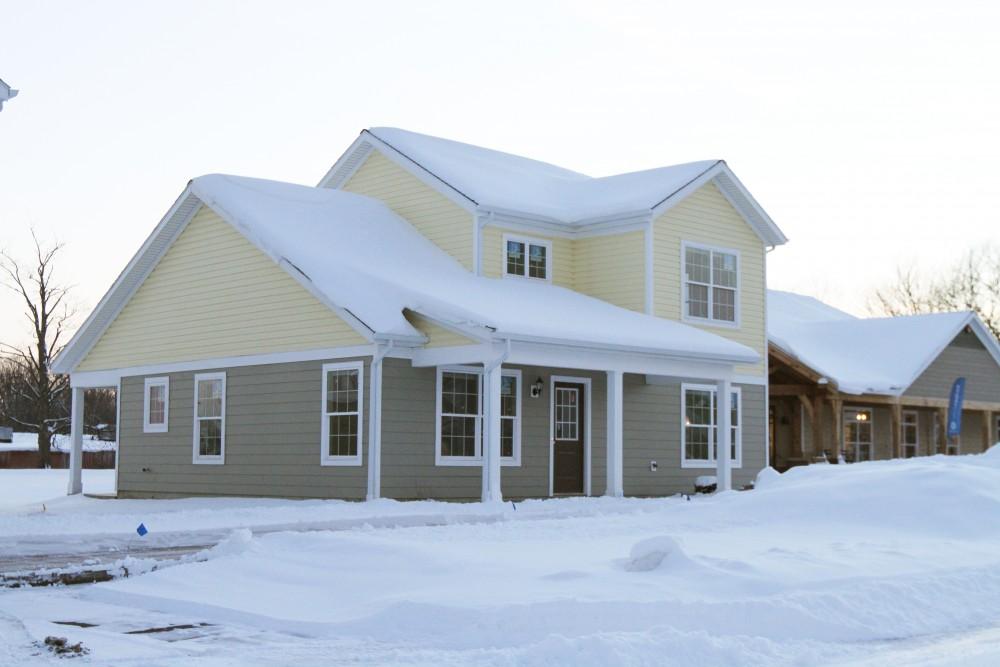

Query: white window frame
left=680, top=241, right=741, bottom=328
left=995, top=415, right=1000, bottom=447
left=192, top=372, right=226, bottom=465
left=843, top=407, right=874, bottom=462
left=680, top=383, right=743, bottom=469
left=435, top=365, right=522, bottom=467
left=502, top=233, right=552, bottom=283
left=143, top=376, right=169, bottom=433
left=320, top=360, right=364, bottom=467
left=902, top=409, right=919, bottom=458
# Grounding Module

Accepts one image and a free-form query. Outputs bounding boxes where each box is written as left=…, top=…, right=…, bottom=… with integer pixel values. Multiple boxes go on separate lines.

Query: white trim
left=434, top=365, right=521, bottom=467
left=316, top=135, right=374, bottom=190
left=320, top=361, right=365, bottom=466
left=902, top=409, right=919, bottom=458
left=680, top=241, right=741, bottom=329
left=192, top=372, right=226, bottom=465
left=843, top=406, right=874, bottom=462
left=548, top=374, right=592, bottom=497
left=995, top=414, right=1000, bottom=447
left=501, top=233, right=553, bottom=283
left=142, top=376, right=169, bottom=433
left=763, top=250, right=770, bottom=469
left=114, top=379, right=121, bottom=496
left=680, top=383, right=743, bottom=469
left=70, top=345, right=378, bottom=387
left=644, top=219, right=654, bottom=315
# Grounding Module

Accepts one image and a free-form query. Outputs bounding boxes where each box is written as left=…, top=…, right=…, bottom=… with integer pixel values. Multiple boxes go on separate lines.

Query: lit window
left=844, top=407, right=873, bottom=462
left=681, top=384, right=741, bottom=468
left=321, top=361, right=364, bottom=466
left=143, top=377, right=169, bottom=433
left=684, top=244, right=738, bottom=324
left=193, top=372, right=225, bottom=464
left=436, top=367, right=521, bottom=465
left=504, top=236, right=550, bottom=281
left=902, top=410, right=919, bottom=458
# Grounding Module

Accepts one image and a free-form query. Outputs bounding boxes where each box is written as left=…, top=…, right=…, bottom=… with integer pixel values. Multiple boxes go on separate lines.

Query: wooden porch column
left=937, top=407, right=948, bottom=454
left=811, top=395, right=825, bottom=460
left=68, top=386, right=84, bottom=495
left=716, top=378, right=732, bottom=492
left=982, top=410, right=993, bottom=453
left=605, top=370, right=624, bottom=498
left=481, top=364, right=503, bottom=503
left=798, top=395, right=815, bottom=457
left=891, top=403, right=903, bottom=459
left=831, top=397, right=843, bottom=462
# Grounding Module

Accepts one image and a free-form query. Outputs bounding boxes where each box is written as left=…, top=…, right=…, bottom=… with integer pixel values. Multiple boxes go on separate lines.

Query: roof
left=0, top=78, right=17, bottom=110
left=768, top=289, right=1000, bottom=395
left=54, top=174, right=761, bottom=373
left=320, top=128, right=787, bottom=245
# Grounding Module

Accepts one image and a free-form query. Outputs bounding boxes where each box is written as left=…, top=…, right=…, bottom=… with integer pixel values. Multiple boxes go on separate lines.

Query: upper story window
left=683, top=242, right=739, bottom=325
left=504, top=235, right=551, bottom=282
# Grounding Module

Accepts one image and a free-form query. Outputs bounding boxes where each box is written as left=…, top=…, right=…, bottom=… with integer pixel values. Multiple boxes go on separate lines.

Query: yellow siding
left=404, top=311, right=477, bottom=348
left=342, top=151, right=475, bottom=270
left=77, top=206, right=368, bottom=371
left=575, top=230, right=646, bottom=313
left=480, top=226, right=575, bottom=288
left=653, top=182, right=766, bottom=376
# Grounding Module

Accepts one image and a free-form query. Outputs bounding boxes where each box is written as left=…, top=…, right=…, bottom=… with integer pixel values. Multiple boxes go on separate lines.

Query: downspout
left=367, top=340, right=394, bottom=501
left=482, top=338, right=511, bottom=502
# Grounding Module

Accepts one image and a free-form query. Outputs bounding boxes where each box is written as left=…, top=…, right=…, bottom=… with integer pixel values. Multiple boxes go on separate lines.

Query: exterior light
left=856, top=412, right=868, bottom=422
left=530, top=377, right=543, bottom=398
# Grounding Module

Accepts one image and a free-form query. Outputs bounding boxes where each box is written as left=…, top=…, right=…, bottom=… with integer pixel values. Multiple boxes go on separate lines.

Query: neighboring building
left=768, top=290, right=1000, bottom=470
left=0, top=78, right=18, bottom=111
left=53, top=128, right=787, bottom=500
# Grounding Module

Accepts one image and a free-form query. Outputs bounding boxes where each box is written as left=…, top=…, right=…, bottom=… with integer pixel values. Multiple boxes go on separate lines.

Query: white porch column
left=68, top=386, right=84, bottom=495
left=481, top=363, right=503, bottom=503
left=716, top=378, right=733, bottom=492
left=606, top=370, right=624, bottom=497
left=366, top=354, right=385, bottom=501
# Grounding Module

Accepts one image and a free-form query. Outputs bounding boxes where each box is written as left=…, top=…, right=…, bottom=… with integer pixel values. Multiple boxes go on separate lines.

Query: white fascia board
left=70, top=344, right=379, bottom=387
left=711, top=165, right=788, bottom=247
left=407, top=308, right=495, bottom=344
left=316, top=133, right=375, bottom=190
left=411, top=343, right=498, bottom=367
left=507, top=341, right=737, bottom=379
left=51, top=187, right=202, bottom=375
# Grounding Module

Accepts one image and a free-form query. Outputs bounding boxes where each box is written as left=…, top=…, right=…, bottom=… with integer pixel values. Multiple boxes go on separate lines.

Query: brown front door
left=553, top=382, right=585, bottom=494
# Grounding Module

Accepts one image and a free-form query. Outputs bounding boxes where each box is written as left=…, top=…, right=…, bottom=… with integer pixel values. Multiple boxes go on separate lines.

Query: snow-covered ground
left=0, top=469, right=115, bottom=511
left=0, top=431, right=116, bottom=452
left=3, top=451, right=1000, bottom=665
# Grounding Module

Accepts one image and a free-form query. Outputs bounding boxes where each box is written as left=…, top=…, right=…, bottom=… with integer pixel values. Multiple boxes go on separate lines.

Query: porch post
left=481, top=363, right=503, bottom=503
left=716, top=379, right=732, bottom=492
left=366, top=353, right=385, bottom=500
left=605, top=370, right=624, bottom=497
left=68, top=386, right=84, bottom=495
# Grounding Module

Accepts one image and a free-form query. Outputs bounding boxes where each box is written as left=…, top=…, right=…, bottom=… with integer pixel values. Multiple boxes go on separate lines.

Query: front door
left=553, top=382, right=585, bottom=494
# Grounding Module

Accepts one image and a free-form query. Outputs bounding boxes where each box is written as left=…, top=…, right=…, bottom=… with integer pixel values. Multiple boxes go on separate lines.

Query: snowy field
left=3, top=451, right=1000, bottom=665
left=0, top=431, right=116, bottom=452
left=0, top=469, right=115, bottom=511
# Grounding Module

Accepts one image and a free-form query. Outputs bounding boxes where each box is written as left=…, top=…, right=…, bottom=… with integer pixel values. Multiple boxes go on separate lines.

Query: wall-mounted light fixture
left=530, top=377, right=543, bottom=398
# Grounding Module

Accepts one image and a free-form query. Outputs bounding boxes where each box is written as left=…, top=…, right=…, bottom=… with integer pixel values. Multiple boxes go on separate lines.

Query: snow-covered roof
left=768, top=289, right=1000, bottom=395
left=191, top=174, right=758, bottom=363
left=321, top=128, right=787, bottom=245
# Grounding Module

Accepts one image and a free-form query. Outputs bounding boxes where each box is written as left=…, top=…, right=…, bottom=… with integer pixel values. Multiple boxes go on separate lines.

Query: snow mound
left=753, top=466, right=781, bottom=490
left=625, top=536, right=693, bottom=572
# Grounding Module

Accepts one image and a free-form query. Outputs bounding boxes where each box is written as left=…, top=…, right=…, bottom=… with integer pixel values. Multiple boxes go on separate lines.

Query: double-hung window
left=902, top=410, right=919, bottom=458
left=320, top=361, right=364, bottom=466
left=143, top=377, right=169, bottom=433
left=844, top=407, right=873, bottom=462
left=681, top=384, right=741, bottom=468
left=683, top=243, right=739, bottom=325
left=436, top=366, right=521, bottom=466
left=193, top=372, right=225, bottom=464
left=503, top=235, right=551, bottom=281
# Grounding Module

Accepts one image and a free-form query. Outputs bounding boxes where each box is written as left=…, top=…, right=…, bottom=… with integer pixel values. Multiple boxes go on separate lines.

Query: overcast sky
left=2, top=1, right=998, bottom=348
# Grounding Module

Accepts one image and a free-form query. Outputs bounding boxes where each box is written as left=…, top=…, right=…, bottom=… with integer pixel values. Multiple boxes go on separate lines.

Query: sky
left=1, top=0, right=998, bottom=348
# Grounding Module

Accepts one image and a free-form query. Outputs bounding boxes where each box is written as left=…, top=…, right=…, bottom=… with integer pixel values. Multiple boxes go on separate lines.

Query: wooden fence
left=0, top=450, right=116, bottom=469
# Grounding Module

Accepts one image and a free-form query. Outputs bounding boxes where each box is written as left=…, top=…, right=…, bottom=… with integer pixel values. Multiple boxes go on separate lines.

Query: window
left=193, top=372, right=225, bottom=464
left=683, top=243, right=739, bottom=324
left=681, top=384, right=742, bottom=468
left=503, top=235, right=551, bottom=281
left=554, top=387, right=579, bottom=441
left=995, top=415, right=1000, bottom=447
left=902, top=410, right=918, bottom=458
left=143, top=377, right=169, bottom=433
left=321, top=361, right=364, bottom=466
left=436, top=366, right=521, bottom=466
left=844, top=407, right=873, bottom=462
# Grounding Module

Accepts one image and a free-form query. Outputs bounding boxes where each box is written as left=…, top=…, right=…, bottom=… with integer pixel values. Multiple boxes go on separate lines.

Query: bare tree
left=871, top=246, right=1000, bottom=338
left=0, top=231, right=74, bottom=467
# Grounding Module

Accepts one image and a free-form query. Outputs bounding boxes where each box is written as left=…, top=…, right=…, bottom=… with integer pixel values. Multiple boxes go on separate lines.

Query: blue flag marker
left=136, top=523, right=148, bottom=537
left=947, top=377, right=966, bottom=438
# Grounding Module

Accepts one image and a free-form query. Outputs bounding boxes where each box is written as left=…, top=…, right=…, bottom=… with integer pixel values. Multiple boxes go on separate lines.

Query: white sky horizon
left=1, top=0, right=998, bottom=348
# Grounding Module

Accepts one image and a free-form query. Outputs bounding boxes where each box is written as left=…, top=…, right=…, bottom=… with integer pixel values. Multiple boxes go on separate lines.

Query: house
left=0, top=78, right=17, bottom=111
left=52, top=128, right=787, bottom=500
left=767, top=290, right=1000, bottom=469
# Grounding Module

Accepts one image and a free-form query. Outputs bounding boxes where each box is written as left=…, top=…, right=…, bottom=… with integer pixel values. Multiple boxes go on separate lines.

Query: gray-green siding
left=905, top=331, right=1000, bottom=403
left=118, top=357, right=765, bottom=500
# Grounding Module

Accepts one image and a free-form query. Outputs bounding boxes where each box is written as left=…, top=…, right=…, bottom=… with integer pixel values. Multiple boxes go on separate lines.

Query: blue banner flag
left=136, top=523, right=148, bottom=537
left=947, top=378, right=966, bottom=438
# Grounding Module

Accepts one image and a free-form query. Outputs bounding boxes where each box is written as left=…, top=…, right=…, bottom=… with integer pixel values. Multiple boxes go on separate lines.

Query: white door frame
left=549, top=375, right=592, bottom=497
